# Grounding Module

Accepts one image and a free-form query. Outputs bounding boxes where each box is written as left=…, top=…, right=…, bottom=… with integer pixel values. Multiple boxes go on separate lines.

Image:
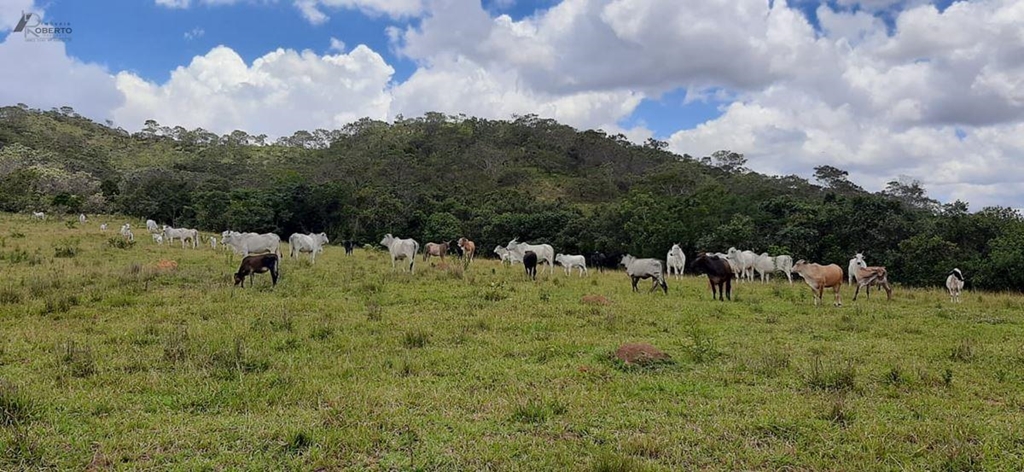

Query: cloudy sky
left=1, top=0, right=1022, bottom=208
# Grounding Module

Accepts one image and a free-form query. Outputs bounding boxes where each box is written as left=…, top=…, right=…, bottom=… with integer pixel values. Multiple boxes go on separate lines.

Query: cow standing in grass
left=852, top=262, right=893, bottom=301
left=289, top=232, right=329, bottom=264
left=666, top=244, right=686, bottom=279
left=793, top=260, right=844, bottom=306
left=457, top=238, right=476, bottom=262
left=523, top=251, right=538, bottom=280
left=946, top=268, right=964, bottom=303
left=234, top=254, right=279, bottom=288
left=620, top=255, right=667, bottom=294
left=423, top=241, right=449, bottom=262
left=381, top=234, right=419, bottom=272
left=691, top=253, right=734, bottom=301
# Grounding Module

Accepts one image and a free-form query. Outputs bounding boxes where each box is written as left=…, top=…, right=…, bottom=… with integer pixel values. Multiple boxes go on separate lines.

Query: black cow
left=523, top=250, right=538, bottom=280
left=234, top=254, right=279, bottom=287
left=690, top=253, right=734, bottom=301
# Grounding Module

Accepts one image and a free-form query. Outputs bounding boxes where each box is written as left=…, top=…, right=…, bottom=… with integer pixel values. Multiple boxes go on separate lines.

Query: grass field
left=1, top=214, right=1023, bottom=470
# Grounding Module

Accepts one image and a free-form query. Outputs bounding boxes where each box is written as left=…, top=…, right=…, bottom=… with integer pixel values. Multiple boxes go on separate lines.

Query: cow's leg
left=883, top=281, right=892, bottom=300
left=631, top=277, right=639, bottom=292
left=709, top=279, right=716, bottom=300
left=833, top=285, right=842, bottom=307
left=853, top=283, right=862, bottom=301
left=725, top=279, right=732, bottom=301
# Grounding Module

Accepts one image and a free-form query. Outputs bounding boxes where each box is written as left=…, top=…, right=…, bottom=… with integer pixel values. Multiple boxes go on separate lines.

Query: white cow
left=946, top=268, right=964, bottom=303
left=774, top=255, right=794, bottom=283
left=120, top=223, right=132, bottom=237
left=727, top=247, right=757, bottom=282
left=289, top=232, right=329, bottom=263
left=100, top=223, right=108, bottom=231
left=146, top=219, right=159, bottom=233
left=494, top=246, right=521, bottom=265
left=555, top=254, right=588, bottom=276
left=222, top=232, right=280, bottom=257
left=124, top=229, right=135, bottom=242
left=152, top=233, right=163, bottom=245
left=848, top=253, right=865, bottom=285
left=78, top=214, right=87, bottom=224
left=666, top=244, right=686, bottom=278
left=753, top=253, right=777, bottom=282
left=380, top=234, right=419, bottom=272
left=31, top=211, right=45, bottom=220
left=506, top=239, right=555, bottom=274
left=163, top=226, right=199, bottom=249
left=210, top=236, right=217, bottom=250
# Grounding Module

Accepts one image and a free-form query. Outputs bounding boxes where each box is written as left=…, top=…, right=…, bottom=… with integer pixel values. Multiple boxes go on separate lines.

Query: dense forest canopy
left=2, top=104, right=1023, bottom=290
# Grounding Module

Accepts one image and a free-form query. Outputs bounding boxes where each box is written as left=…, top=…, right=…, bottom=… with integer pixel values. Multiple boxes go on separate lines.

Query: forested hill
left=1, top=104, right=1023, bottom=290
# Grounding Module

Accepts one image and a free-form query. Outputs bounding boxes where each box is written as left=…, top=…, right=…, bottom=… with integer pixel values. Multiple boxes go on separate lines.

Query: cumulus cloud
left=0, top=0, right=35, bottom=31
left=112, top=45, right=394, bottom=137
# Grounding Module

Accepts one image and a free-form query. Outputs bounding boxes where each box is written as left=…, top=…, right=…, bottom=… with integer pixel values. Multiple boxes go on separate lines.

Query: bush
left=53, top=238, right=79, bottom=258
left=107, top=237, right=135, bottom=250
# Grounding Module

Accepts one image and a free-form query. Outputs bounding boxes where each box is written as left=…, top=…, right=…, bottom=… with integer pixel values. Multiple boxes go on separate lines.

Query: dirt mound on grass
left=581, top=294, right=612, bottom=305
left=155, top=260, right=178, bottom=271
left=614, top=343, right=670, bottom=365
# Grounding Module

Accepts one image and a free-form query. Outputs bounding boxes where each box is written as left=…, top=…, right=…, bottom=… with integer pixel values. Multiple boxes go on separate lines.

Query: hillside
left=1, top=104, right=1023, bottom=289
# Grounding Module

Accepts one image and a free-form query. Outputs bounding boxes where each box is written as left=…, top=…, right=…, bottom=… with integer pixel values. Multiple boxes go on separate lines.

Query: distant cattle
left=457, top=238, right=476, bottom=262
left=666, top=244, right=686, bottom=278
left=343, top=240, right=356, bottom=255
left=289, top=232, right=329, bottom=263
left=100, top=223, right=108, bottom=231
left=120, top=223, right=131, bottom=237
left=210, top=236, right=217, bottom=250
left=146, top=219, right=159, bottom=233
left=946, top=268, right=964, bottom=303
left=774, top=255, right=794, bottom=283
left=727, top=247, right=757, bottom=282
left=381, top=234, right=419, bottom=272
left=152, top=233, right=163, bottom=245
left=852, top=263, right=892, bottom=301
left=494, top=246, right=520, bottom=265
left=423, top=241, right=449, bottom=262
left=78, top=214, right=87, bottom=225
left=620, top=255, right=667, bottom=294
left=32, top=211, right=45, bottom=220
left=523, top=251, right=538, bottom=280
left=234, top=254, right=279, bottom=288
left=753, top=253, right=776, bottom=283
left=691, top=253, right=734, bottom=301
left=123, top=229, right=135, bottom=242
left=793, top=260, right=844, bottom=306
left=163, top=226, right=200, bottom=249
left=506, top=239, right=554, bottom=274
left=222, top=231, right=280, bottom=256
left=555, top=254, right=588, bottom=276
left=848, top=253, right=865, bottom=285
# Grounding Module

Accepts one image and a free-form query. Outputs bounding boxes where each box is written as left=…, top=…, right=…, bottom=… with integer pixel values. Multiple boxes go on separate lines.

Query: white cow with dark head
left=381, top=234, right=419, bottom=272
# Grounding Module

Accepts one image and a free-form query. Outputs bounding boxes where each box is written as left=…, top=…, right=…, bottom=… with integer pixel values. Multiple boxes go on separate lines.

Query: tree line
left=1, top=104, right=1023, bottom=290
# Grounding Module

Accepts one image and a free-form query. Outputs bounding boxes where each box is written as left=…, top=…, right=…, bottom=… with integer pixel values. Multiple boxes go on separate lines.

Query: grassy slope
left=1, top=213, right=1023, bottom=470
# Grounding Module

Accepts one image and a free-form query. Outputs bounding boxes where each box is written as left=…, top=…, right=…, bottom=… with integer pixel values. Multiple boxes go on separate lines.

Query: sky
left=1, top=0, right=1022, bottom=209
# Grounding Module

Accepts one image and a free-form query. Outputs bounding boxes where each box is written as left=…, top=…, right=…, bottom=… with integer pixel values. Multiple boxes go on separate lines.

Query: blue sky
left=1, top=0, right=1022, bottom=208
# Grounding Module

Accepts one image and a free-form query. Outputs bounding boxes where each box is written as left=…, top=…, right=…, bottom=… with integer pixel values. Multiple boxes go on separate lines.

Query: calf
left=946, top=268, right=964, bottom=303
left=523, top=250, right=538, bottom=280
left=343, top=240, right=355, bottom=256
left=423, top=241, right=449, bottom=261
left=853, top=265, right=892, bottom=301
left=234, top=254, right=280, bottom=288
left=793, top=260, right=844, bottom=306
left=691, top=253, right=734, bottom=301
left=457, top=237, right=476, bottom=261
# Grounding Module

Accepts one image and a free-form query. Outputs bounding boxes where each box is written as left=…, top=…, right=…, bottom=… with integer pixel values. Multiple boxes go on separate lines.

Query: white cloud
left=292, top=0, right=424, bottom=23
left=328, top=37, right=345, bottom=52
left=184, top=27, right=205, bottom=40
left=0, top=0, right=35, bottom=31
left=155, top=0, right=192, bottom=8
left=112, top=45, right=394, bottom=137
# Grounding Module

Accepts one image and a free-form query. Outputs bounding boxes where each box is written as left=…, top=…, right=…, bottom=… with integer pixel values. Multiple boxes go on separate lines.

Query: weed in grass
left=483, top=289, right=506, bottom=302
left=366, top=301, right=382, bottom=321
left=208, top=338, right=268, bottom=380
left=943, top=368, right=954, bottom=387
left=751, top=346, right=791, bottom=377
left=0, top=426, right=45, bottom=468
left=765, top=313, right=780, bottom=324
left=397, top=357, right=421, bottom=377
left=685, top=327, right=720, bottom=363
left=53, top=238, right=79, bottom=258
left=40, top=295, right=78, bottom=316
left=57, top=341, right=97, bottom=378
left=806, top=355, right=856, bottom=392
left=883, top=365, right=906, bottom=386
left=0, top=380, right=35, bottom=427
left=590, top=452, right=645, bottom=472
left=0, top=288, right=22, bottom=305
left=622, top=435, right=666, bottom=459
left=950, top=339, right=976, bottom=362
left=824, top=394, right=853, bottom=427
left=540, top=290, right=551, bottom=302
left=511, top=398, right=565, bottom=424
left=310, top=324, right=333, bottom=341
left=64, top=221, right=76, bottom=230
left=8, top=230, right=24, bottom=238
left=283, top=430, right=312, bottom=454
left=271, top=311, right=294, bottom=332
left=402, top=330, right=430, bottom=349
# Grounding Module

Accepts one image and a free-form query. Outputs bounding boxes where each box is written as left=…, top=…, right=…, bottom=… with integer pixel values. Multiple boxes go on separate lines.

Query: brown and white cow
left=792, top=260, right=844, bottom=306
left=852, top=265, right=892, bottom=301
left=457, top=237, right=476, bottom=262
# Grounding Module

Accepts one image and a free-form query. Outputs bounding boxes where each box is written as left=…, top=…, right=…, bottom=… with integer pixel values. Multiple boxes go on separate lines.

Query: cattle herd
left=33, top=212, right=966, bottom=304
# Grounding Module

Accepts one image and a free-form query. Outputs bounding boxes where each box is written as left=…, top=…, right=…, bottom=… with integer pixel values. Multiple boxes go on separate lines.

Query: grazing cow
left=289, top=232, right=329, bottom=263
left=380, top=234, right=419, bottom=272
left=123, top=229, right=135, bottom=242
left=457, top=238, right=476, bottom=262
left=555, top=254, right=588, bottom=276
left=78, top=214, right=87, bottom=225
left=775, top=255, right=794, bottom=283
left=620, top=255, right=668, bottom=294
left=946, top=268, right=964, bottom=303
left=666, top=244, right=686, bottom=279
left=587, top=252, right=607, bottom=272
left=792, top=260, right=844, bottom=306
left=210, top=236, right=217, bottom=250
left=852, top=263, right=893, bottom=301
left=848, top=253, right=865, bottom=285
left=691, top=253, right=734, bottom=301
left=152, top=233, right=163, bottom=245
left=506, top=239, right=555, bottom=274
left=495, top=246, right=520, bottom=265
left=222, top=231, right=280, bottom=256
left=32, top=211, right=45, bottom=220
left=100, top=223, right=108, bottom=231
left=146, top=219, right=159, bottom=233
left=234, top=254, right=279, bottom=288
left=423, top=241, right=449, bottom=262
left=523, top=251, right=538, bottom=280
left=343, top=240, right=355, bottom=256
left=163, top=226, right=200, bottom=249
left=120, top=223, right=132, bottom=237
left=754, top=253, right=776, bottom=283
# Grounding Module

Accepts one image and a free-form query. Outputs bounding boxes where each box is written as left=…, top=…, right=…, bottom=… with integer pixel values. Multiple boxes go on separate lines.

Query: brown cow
left=792, top=260, right=843, bottom=306
left=853, top=265, right=892, bottom=301
left=423, top=241, right=449, bottom=261
left=457, top=237, right=476, bottom=262
left=234, top=254, right=279, bottom=288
